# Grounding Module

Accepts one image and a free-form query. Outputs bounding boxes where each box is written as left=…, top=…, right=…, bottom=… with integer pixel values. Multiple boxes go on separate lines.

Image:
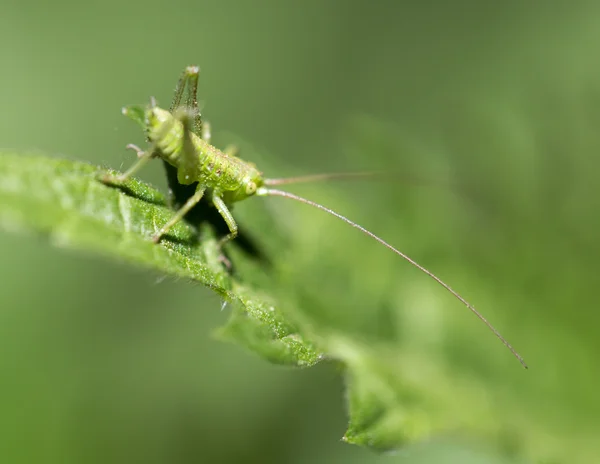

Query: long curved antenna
left=257, top=187, right=527, bottom=368
left=264, top=171, right=469, bottom=199
left=264, top=171, right=386, bottom=186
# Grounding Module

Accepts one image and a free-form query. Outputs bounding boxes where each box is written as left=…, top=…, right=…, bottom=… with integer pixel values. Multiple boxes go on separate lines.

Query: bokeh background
left=1, top=1, right=599, bottom=463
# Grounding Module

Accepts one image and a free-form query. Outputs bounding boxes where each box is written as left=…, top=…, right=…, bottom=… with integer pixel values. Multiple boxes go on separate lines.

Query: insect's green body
left=108, top=73, right=268, bottom=247
left=146, top=106, right=263, bottom=204
left=102, top=66, right=527, bottom=367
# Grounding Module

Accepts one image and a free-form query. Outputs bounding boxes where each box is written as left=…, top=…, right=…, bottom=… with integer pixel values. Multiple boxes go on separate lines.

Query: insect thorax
left=148, top=108, right=187, bottom=166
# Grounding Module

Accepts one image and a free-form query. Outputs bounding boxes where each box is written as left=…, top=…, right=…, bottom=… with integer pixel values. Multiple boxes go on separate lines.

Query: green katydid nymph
left=102, top=66, right=527, bottom=368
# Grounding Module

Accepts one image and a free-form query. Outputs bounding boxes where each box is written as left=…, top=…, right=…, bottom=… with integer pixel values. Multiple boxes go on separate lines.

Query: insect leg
left=102, top=145, right=156, bottom=184
left=152, top=184, right=207, bottom=243
left=169, top=66, right=203, bottom=137
left=185, top=71, right=202, bottom=136
left=169, top=66, right=195, bottom=111
left=125, top=143, right=148, bottom=159
left=211, top=192, right=238, bottom=246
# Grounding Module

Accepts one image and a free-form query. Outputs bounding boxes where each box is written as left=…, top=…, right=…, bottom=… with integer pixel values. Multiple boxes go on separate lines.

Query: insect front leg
left=211, top=191, right=238, bottom=247
left=102, top=144, right=156, bottom=184
left=152, top=184, right=207, bottom=243
left=128, top=143, right=161, bottom=160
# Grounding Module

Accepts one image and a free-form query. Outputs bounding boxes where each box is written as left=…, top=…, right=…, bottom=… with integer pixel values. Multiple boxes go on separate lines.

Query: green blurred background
left=1, top=1, right=599, bottom=463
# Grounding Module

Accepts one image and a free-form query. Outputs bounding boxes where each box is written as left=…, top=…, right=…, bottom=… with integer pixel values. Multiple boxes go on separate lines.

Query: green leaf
left=0, top=150, right=584, bottom=464
left=0, top=152, right=321, bottom=368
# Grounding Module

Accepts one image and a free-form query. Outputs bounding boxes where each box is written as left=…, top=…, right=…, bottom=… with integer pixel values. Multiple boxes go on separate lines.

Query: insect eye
left=246, top=182, right=257, bottom=195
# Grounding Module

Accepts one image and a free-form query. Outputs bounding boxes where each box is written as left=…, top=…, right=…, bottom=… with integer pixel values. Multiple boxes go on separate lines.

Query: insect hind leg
left=169, top=66, right=203, bottom=137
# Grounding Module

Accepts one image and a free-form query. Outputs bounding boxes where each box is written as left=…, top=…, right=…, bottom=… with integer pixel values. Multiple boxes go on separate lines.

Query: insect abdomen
left=195, top=138, right=244, bottom=191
